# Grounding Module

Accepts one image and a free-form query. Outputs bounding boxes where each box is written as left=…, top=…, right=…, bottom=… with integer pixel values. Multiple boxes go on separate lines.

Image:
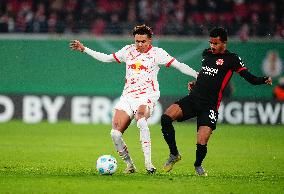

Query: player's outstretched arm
left=69, top=40, right=114, bottom=63
left=171, top=60, right=198, bottom=79
left=239, top=70, right=272, bottom=85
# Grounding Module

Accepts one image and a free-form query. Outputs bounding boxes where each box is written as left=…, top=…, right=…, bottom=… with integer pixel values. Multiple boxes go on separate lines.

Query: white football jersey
left=113, top=44, right=175, bottom=98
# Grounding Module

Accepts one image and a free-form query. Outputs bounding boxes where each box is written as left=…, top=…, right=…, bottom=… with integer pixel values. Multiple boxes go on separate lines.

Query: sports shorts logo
left=209, top=110, right=217, bottom=123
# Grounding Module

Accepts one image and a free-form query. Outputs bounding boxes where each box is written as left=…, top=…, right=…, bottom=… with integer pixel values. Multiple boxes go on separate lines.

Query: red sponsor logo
left=128, top=64, right=136, bottom=69
left=139, top=65, right=148, bottom=71
left=216, top=59, right=224, bottom=66
left=127, top=62, right=148, bottom=72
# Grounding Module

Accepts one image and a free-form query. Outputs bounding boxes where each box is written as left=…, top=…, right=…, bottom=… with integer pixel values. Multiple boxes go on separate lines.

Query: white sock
left=110, top=129, right=133, bottom=166
left=137, top=118, right=152, bottom=167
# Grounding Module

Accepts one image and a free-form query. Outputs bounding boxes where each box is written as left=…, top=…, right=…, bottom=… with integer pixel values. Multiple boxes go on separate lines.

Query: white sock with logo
left=110, top=129, right=133, bottom=166
left=137, top=118, right=152, bottom=168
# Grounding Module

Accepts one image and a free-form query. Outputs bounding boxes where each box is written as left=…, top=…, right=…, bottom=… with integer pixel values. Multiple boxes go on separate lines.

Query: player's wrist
left=263, top=76, right=269, bottom=83
left=263, top=76, right=272, bottom=85
left=81, top=46, right=85, bottom=52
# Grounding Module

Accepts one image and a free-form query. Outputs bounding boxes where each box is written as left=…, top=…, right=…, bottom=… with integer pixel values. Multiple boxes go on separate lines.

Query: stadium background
left=0, top=0, right=284, bottom=124
left=0, top=1, right=284, bottom=194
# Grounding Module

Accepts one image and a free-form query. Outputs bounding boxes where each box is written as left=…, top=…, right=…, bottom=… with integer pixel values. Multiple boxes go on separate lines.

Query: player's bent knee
left=137, top=117, right=148, bottom=129
left=161, top=114, right=173, bottom=134
left=161, top=114, right=173, bottom=125
left=112, top=121, right=124, bottom=132
left=110, top=129, right=122, bottom=140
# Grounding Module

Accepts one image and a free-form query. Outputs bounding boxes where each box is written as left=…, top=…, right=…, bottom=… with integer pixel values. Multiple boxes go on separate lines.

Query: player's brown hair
left=132, top=24, right=153, bottom=38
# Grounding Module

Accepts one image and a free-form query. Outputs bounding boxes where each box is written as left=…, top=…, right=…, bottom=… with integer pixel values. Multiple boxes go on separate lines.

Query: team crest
left=216, top=59, right=224, bottom=66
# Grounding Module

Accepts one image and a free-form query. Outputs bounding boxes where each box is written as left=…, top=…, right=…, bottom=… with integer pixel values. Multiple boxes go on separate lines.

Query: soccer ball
left=96, top=155, right=118, bottom=175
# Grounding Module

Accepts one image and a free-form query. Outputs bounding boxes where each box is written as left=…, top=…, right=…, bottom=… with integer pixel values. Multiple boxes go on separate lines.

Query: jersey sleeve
left=155, top=48, right=175, bottom=67
left=113, top=45, right=130, bottom=63
left=231, top=54, right=247, bottom=73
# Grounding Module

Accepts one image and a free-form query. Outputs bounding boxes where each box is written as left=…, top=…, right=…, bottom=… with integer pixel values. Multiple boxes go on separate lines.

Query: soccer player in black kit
left=161, top=27, right=273, bottom=176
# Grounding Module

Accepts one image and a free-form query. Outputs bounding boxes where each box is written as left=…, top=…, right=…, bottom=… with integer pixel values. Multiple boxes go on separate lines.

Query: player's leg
left=194, top=109, right=217, bottom=176
left=135, top=105, right=156, bottom=173
left=161, top=103, right=183, bottom=172
left=194, top=126, right=212, bottom=176
left=161, top=104, right=183, bottom=156
left=111, top=109, right=135, bottom=173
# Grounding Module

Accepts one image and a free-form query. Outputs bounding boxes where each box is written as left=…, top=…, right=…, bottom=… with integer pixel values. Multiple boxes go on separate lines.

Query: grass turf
left=0, top=121, right=283, bottom=193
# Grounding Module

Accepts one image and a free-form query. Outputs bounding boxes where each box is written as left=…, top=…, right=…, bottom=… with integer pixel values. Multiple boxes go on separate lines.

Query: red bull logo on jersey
left=128, top=62, right=148, bottom=73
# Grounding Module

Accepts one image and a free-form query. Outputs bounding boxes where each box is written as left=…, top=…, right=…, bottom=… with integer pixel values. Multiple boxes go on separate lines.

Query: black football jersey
left=190, top=49, right=247, bottom=110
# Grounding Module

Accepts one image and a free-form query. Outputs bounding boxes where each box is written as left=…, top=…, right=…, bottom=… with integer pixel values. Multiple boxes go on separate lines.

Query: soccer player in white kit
left=70, top=24, right=198, bottom=174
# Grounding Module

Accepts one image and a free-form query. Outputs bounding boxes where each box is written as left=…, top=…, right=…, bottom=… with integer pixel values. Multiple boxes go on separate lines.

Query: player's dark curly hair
left=209, top=27, right=227, bottom=42
left=133, top=24, right=153, bottom=38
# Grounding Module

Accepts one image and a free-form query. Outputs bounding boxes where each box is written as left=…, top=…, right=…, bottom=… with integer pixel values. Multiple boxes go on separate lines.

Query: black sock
left=194, top=144, right=207, bottom=167
left=161, top=114, right=179, bottom=156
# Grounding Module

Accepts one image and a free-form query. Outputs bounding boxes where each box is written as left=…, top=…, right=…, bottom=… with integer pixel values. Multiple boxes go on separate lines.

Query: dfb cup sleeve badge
left=216, top=59, right=224, bottom=66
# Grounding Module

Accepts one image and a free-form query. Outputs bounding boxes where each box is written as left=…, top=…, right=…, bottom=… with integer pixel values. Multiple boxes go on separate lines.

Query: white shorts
left=114, top=95, right=159, bottom=118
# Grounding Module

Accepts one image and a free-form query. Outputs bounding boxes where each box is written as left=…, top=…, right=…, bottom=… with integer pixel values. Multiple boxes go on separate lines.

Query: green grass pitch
left=0, top=121, right=283, bottom=193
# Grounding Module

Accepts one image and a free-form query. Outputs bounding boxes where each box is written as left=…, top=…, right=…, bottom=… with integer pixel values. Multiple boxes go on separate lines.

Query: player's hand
left=188, top=80, right=196, bottom=91
left=70, top=40, right=85, bottom=52
left=264, top=76, right=272, bottom=85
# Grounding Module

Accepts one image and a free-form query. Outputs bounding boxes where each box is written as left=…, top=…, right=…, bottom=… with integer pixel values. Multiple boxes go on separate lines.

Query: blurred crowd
left=0, top=0, right=284, bottom=38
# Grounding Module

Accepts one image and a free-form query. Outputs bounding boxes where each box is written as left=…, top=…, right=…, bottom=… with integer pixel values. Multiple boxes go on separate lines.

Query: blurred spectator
left=182, top=16, right=199, bottom=36
left=0, top=0, right=283, bottom=37
left=238, top=23, right=249, bottom=41
left=250, top=12, right=261, bottom=37
left=262, top=51, right=283, bottom=78
left=273, top=77, right=284, bottom=101
left=91, top=18, right=106, bottom=36
left=47, top=12, right=58, bottom=33
left=105, top=13, right=123, bottom=35
left=0, top=13, right=9, bottom=32
left=275, top=20, right=284, bottom=38
left=79, top=0, right=96, bottom=32
left=33, top=3, right=47, bottom=33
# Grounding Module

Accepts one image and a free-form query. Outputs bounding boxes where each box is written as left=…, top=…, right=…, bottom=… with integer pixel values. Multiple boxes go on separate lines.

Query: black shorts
left=175, top=95, right=218, bottom=130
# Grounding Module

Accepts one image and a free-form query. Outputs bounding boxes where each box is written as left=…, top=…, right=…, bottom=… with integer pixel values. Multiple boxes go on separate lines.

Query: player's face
left=209, top=37, right=226, bottom=54
left=134, top=34, right=152, bottom=53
